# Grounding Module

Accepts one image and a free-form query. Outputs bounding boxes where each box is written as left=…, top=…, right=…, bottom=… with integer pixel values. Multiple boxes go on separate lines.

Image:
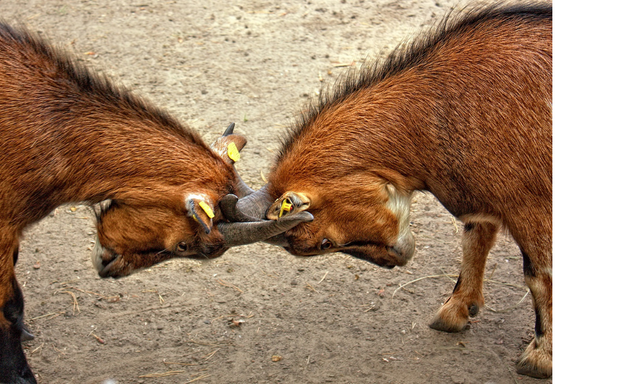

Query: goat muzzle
left=92, top=237, right=125, bottom=278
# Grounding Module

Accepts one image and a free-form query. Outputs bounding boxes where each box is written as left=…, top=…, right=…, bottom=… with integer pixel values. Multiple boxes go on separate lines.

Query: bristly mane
left=0, top=22, right=207, bottom=148
left=277, top=2, right=552, bottom=162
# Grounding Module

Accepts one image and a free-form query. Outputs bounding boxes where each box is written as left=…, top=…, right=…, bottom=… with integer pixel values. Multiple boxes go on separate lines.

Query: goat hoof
left=429, top=298, right=475, bottom=333
left=516, top=357, right=552, bottom=379
left=429, top=315, right=469, bottom=333
left=516, top=341, right=552, bottom=378
left=468, top=303, right=479, bottom=317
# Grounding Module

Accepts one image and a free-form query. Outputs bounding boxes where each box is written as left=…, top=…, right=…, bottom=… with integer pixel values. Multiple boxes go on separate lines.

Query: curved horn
left=233, top=171, right=256, bottom=197
left=236, top=184, right=275, bottom=219
left=221, top=185, right=274, bottom=221
left=218, top=211, right=313, bottom=246
left=219, top=121, right=255, bottom=197
left=223, top=122, right=236, bottom=136
left=218, top=194, right=259, bottom=222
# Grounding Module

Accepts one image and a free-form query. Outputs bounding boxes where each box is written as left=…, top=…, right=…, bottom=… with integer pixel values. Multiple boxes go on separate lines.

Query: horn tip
left=297, top=211, right=314, bottom=223
left=223, top=122, right=236, bottom=136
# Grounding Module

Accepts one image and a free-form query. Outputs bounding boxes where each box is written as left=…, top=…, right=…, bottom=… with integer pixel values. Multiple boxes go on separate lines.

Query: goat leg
left=430, top=221, right=498, bottom=332
left=0, top=238, right=36, bottom=383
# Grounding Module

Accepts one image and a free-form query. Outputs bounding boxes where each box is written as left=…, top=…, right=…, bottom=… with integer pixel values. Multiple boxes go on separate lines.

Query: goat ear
left=266, top=191, right=311, bottom=221
left=210, top=123, right=247, bottom=164
left=186, top=194, right=215, bottom=234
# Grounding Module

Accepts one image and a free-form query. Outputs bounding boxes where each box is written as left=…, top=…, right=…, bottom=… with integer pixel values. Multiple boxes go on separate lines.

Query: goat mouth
left=336, top=240, right=408, bottom=269
left=265, top=234, right=289, bottom=247
left=187, top=248, right=228, bottom=260
left=340, top=248, right=397, bottom=269
left=281, top=244, right=398, bottom=269
left=92, top=237, right=127, bottom=278
left=97, top=254, right=123, bottom=278
left=93, top=248, right=124, bottom=278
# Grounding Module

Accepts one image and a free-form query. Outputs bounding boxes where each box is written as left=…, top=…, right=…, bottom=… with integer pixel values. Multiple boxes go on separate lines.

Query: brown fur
left=265, top=3, right=552, bottom=378
left=0, top=23, right=241, bottom=382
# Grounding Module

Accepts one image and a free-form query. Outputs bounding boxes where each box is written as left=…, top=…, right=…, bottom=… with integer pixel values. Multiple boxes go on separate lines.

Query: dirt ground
left=5, top=1, right=551, bottom=383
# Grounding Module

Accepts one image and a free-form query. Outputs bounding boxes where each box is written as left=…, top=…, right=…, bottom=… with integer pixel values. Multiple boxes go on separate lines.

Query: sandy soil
left=5, top=1, right=551, bottom=383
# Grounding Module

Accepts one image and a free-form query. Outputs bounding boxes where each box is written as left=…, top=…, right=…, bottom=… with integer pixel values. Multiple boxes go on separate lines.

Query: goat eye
left=321, top=238, right=333, bottom=250
left=176, top=242, right=188, bottom=253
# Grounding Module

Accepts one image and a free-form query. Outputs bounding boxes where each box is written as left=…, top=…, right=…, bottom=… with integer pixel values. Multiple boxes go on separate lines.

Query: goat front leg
left=515, top=247, right=552, bottom=378
left=11, top=246, right=34, bottom=342
left=0, top=236, right=36, bottom=384
left=503, top=210, right=553, bottom=379
left=430, top=221, right=498, bottom=332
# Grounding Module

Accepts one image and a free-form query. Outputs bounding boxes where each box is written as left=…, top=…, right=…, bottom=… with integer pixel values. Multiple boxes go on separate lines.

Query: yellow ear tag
left=278, top=198, right=293, bottom=218
left=198, top=201, right=215, bottom=219
left=227, top=142, right=240, bottom=162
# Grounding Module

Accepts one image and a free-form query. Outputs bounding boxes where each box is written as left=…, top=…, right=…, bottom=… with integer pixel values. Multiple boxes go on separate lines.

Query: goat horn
left=223, top=122, right=236, bottom=136
left=218, top=211, right=313, bottom=246
left=233, top=171, right=255, bottom=197
left=220, top=121, right=254, bottom=197
left=219, top=194, right=258, bottom=222
left=221, top=184, right=274, bottom=221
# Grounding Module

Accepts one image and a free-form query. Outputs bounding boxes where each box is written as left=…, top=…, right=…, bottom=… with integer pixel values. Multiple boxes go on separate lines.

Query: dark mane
left=277, top=2, right=552, bottom=161
left=0, top=22, right=208, bottom=148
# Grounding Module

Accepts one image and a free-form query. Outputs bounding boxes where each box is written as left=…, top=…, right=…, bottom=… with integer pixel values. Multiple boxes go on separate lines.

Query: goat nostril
left=98, top=248, right=119, bottom=268
left=92, top=238, right=122, bottom=277
left=100, top=249, right=113, bottom=263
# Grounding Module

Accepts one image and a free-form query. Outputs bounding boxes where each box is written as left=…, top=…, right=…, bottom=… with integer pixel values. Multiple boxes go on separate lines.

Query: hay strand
left=138, top=370, right=185, bottom=378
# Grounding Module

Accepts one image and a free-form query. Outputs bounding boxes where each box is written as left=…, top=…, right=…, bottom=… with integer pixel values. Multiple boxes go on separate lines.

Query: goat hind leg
left=430, top=221, right=498, bottom=332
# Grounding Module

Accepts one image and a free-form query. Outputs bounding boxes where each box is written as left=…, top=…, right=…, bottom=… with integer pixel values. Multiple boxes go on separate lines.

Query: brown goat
left=225, top=3, right=552, bottom=379
left=0, top=24, right=311, bottom=383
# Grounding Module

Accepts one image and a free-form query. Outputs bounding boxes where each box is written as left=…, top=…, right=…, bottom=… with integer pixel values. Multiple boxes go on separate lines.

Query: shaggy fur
left=278, top=3, right=552, bottom=163
left=0, top=23, right=243, bottom=383
left=266, top=2, right=552, bottom=378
